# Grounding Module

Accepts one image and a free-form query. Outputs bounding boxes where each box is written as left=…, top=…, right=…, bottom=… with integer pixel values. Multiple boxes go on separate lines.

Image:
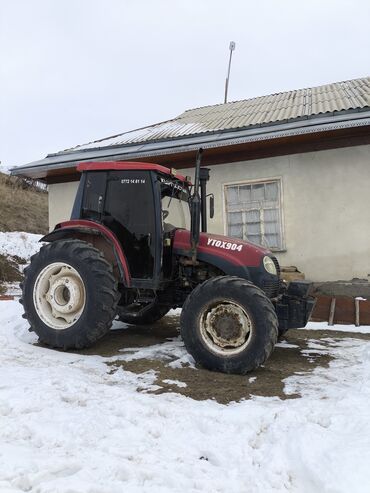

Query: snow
left=162, top=379, right=187, bottom=388
left=73, top=120, right=210, bottom=151
left=275, top=341, right=299, bottom=348
left=303, top=320, right=370, bottom=334
left=116, top=336, right=196, bottom=369
left=0, top=232, right=43, bottom=296
left=0, top=164, right=10, bottom=174
left=2, top=232, right=370, bottom=490
left=0, top=231, right=43, bottom=260
left=1, top=300, right=370, bottom=492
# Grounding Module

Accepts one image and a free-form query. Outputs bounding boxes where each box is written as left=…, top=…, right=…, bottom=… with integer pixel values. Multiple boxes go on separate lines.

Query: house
left=12, top=76, right=370, bottom=282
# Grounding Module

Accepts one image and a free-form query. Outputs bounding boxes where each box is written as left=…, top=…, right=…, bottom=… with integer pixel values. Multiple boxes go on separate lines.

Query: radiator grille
left=262, top=257, right=281, bottom=298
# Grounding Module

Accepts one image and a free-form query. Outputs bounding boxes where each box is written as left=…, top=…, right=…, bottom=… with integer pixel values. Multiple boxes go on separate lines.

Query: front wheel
left=21, top=239, right=119, bottom=349
left=180, top=276, right=278, bottom=374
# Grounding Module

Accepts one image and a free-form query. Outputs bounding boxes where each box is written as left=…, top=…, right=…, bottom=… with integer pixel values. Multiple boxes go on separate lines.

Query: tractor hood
left=173, top=229, right=272, bottom=268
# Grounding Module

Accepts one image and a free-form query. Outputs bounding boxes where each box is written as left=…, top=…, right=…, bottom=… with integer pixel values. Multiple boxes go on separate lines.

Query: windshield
left=160, top=177, right=191, bottom=231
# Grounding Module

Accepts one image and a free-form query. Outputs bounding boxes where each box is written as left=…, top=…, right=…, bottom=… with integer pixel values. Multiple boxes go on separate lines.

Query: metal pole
left=224, top=41, right=236, bottom=103
left=190, top=148, right=203, bottom=263
left=199, top=167, right=210, bottom=232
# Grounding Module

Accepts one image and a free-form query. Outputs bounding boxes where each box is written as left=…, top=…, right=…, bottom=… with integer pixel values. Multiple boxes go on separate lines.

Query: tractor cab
left=70, top=161, right=192, bottom=288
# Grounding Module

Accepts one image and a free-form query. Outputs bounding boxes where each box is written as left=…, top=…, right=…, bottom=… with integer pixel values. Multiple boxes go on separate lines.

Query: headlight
left=263, top=256, right=277, bottom=275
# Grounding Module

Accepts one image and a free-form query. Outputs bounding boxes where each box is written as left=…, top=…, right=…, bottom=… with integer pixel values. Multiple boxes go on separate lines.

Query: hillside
left=0, top=172, right=48, bottom=234
left=0, top=173, right=47, bottom=294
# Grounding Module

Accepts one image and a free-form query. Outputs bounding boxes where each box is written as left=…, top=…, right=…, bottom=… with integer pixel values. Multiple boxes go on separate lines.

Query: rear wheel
left=180, top=276, right=278, bottom=374
left=21, top=239, right=119, bottom=349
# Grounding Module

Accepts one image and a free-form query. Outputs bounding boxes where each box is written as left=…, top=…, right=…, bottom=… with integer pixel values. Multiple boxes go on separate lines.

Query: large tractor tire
left=20, top=239, right=119, bottom=350
left=118, top=303, right=170, bottom=325
left=180, top=276, right=278, bottom=374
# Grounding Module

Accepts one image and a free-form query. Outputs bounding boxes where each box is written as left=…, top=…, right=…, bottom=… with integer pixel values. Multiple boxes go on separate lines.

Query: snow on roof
left=59, top=76, right=370, bottom=154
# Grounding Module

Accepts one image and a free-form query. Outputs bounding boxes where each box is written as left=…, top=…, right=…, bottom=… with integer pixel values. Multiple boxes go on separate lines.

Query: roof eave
left=11, top=110, right=370, bottom=178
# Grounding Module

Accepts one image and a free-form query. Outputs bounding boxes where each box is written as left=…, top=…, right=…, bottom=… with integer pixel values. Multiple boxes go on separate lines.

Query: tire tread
left=181, top=275, right=278, bottom=374
left=21, top=239, right=119, bottom=350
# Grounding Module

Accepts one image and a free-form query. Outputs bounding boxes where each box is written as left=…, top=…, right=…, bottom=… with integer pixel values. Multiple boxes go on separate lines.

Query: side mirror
left=209, top=194, right=214, bottom=219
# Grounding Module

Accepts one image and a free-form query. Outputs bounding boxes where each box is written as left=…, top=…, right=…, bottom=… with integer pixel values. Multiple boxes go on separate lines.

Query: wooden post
left=328, top=297, right=336, bottom=326
left=355, top=298, right=360, bottom=327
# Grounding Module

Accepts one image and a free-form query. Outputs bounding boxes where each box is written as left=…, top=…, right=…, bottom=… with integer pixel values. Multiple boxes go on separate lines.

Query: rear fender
left=41, top=220, right=131, bottom=286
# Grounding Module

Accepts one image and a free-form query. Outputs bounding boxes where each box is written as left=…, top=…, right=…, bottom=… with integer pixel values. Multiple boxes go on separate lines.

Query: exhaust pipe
left=190, top=148, right=203, bottom=263
left=199, top=167, right=210, bottom=233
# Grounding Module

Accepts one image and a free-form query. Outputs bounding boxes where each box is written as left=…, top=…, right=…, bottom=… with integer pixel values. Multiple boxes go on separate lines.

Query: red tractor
left=21, top=150, right=315, bottom=374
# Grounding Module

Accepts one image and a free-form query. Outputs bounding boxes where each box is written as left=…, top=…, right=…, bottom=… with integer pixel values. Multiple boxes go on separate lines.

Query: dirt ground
left=79, top=314, right=370, bottom=404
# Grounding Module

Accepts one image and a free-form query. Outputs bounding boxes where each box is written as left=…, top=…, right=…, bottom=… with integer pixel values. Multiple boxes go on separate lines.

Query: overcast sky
left=1, top=0, right=369, bottom=169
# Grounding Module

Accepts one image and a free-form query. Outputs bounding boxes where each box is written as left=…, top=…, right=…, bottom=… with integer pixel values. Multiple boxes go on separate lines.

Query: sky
left=0, top=0, right=369, bottom=169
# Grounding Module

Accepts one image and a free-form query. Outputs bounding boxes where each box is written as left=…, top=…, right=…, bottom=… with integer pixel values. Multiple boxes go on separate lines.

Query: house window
left=225, top=179, right=284, bottom=250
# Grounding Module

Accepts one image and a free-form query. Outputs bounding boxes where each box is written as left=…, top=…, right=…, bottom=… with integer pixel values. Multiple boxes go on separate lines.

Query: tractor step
left=136, top=297, right=156, bottom=304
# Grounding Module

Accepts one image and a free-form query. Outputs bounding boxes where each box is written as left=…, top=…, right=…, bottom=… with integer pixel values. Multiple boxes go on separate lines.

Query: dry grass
left=0, top=254, right=23, bottom=294
left=0, top=254, right=23, bottom=283
left=0, top=172, right=47, bottom=292
left=0, top=173, right=48, bottom=234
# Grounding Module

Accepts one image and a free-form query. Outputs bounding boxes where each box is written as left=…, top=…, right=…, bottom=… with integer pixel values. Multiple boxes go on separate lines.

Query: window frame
left=223, top=176, right=286, bottom=252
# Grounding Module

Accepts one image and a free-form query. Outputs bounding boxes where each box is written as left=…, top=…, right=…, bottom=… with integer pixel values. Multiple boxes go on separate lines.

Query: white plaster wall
left=182, top=144, right=370, bottom=282
left=47, top=144, right=370, bottom=281
left=48, top=181, right=79, bottom=230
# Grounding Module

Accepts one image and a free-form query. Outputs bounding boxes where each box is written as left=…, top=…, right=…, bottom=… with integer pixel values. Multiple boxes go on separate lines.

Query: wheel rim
left=200, top=300, right=253, bottom=355
left=33, top=262, right=86, bottom=330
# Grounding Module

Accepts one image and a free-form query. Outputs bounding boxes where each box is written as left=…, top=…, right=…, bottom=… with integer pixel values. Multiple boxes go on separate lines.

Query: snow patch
left=1, top=301, right=370, bottom=491
left=114, top=336, right=196, bottom=369
left=276, top=341, right=299, bottom=348
left=301, top=320, right=370, bottom=334
left=162, top=379, right=187, bottom=388
left=0, top=231, right=43, bottom=260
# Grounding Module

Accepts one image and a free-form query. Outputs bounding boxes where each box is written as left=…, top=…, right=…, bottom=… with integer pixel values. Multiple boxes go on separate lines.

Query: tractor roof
left=77, top=161, right=190, bottom=183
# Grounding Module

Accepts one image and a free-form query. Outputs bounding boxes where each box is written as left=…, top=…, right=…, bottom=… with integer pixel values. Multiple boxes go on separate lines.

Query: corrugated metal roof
left=12, top=110, right=370, bottom=178
left=56, top=76, right=370, bottom=154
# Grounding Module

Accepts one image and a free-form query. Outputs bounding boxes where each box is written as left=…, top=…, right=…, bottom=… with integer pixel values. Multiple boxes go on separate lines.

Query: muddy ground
left=78, top=314, right=370, bottom=404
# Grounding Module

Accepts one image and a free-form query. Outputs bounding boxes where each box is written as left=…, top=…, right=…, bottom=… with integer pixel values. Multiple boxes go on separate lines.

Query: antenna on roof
left=224, top=41, right=236, bottom=104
